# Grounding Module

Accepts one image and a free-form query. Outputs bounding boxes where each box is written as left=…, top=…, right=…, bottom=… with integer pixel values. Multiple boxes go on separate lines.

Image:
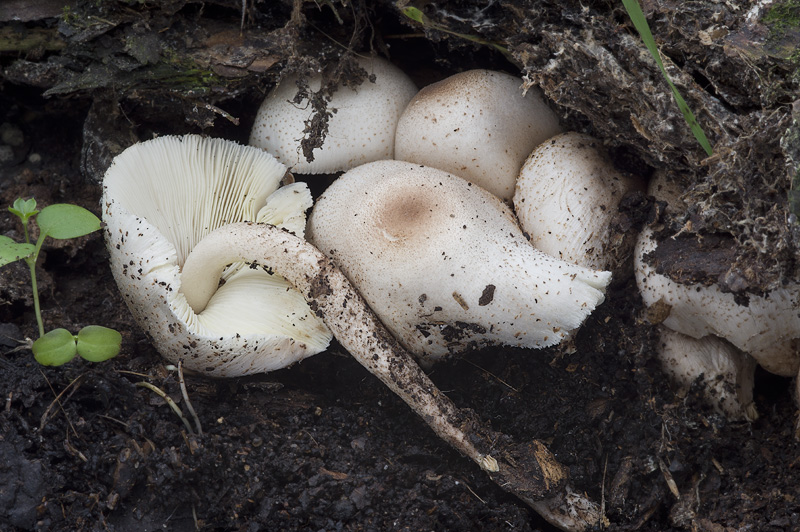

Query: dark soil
left=3, top=1, right=800, bottom=531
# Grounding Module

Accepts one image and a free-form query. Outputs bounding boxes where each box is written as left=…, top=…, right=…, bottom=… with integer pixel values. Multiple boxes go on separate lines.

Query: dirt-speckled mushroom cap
left=393, top=69, right=562, bottom=201
left=102, top=135, right=331, bottom=377
left=513, top=132, right=640, bottom=270
left=306, top=160, right=611, bottom=363
left=249, top=56, right=417, bottom=174
left=636, top=226, right=800, bottom=377
left=657, top=326, right=758, bottom=421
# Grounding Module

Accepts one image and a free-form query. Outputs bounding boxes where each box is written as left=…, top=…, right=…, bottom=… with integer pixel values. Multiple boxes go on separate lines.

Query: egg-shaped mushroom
left=306, top=160, right=611, bottom=364
left=249, top=56, right=417, bottom=174
left=394, top=69, right=562, bottom=201
left=102, top=135, right=332, bottom=377
left=514, top=132, right=641, bottom=271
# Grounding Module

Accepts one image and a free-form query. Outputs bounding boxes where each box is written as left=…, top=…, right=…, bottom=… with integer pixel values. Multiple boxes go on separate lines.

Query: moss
left=763, top=0, right=800, bottom=60
left=764, top=0, right=800, bottom=31
left=156, top=48, right=228, bottom=95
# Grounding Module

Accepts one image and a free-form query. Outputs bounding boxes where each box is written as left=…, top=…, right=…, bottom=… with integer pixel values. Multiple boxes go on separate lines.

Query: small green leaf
left=37, top=204, right=101, bottom=240
left=0, top=236, right=35, bottom=267
left=76, top=325, right=122, bottom=362
left=33, top=328, right=78, bottom=366
left=9, top=198, right=38, bottom=221
left=401, top=6, right=425, bottom=24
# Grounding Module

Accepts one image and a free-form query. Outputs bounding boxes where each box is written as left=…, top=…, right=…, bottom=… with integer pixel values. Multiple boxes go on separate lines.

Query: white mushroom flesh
left=394, top=69, right=563, bottom=200
left=514, top=132, right=639, bottom=270
left=306, top=160, right=611, bottom=363
left=249, top=56, right=417, bottom=173
left=102, top=135, right=331, bottom=377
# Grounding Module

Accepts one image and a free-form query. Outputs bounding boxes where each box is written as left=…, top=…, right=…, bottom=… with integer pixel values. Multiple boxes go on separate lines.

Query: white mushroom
left=102, top=134, right=331, bottom=377
left=658, top=327, right=758, bottom=421
left=637, top=224, right=800, bottom=377
left=305, top=160, right=611, bottom=364
left=636, top=171, right=800, bottom=419
left=249, top=56, right=417, bottom=173
left=513, top=132, right=641, bottom=271
left=394, top=69, right=562, bottom=200
left=180, top=220, right=605, bottom=532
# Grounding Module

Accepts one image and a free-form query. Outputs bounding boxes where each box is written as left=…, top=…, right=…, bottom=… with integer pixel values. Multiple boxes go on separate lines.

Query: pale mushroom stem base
left=180, top=222, right=604, bottom=532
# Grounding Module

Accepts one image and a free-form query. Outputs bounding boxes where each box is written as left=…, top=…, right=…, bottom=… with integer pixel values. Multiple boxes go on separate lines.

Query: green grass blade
left=621, top=0, right=713, bottom=156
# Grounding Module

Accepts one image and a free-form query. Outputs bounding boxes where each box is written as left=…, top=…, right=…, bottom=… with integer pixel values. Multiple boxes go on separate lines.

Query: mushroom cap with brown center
left=307, top=160, right=611, bottom=363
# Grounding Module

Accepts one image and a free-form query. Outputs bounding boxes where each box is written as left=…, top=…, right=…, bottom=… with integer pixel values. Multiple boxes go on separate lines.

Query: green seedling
left=621, top=0, right=713, bottom=156
left=1, top=198, right=121, bottom=366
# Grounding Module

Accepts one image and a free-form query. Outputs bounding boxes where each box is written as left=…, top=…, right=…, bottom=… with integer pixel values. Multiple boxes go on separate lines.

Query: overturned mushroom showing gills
left=249, top=56, right=417, bottom=173
left=306, top=160, right=611, bottom=364
left=181, top=221, right=605, bottom=532
left=394, top=69, right=562, bottom=200
left=102, top=135, right=331, bottom=377
left=514, top=132, right=641, bottom=271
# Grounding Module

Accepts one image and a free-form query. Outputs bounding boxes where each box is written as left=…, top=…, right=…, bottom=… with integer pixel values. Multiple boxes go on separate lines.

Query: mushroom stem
left=180, top=221, right=603, bottom=532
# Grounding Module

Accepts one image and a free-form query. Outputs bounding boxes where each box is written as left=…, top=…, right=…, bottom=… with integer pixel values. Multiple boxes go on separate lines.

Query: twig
left=460, top=479, right=487, bottom=504
left=462, top=358, right=519, bottom=393
left=178, top=360, right=203, bottom=436
left=136, top=381, right=194, bottom=434
left=39, top=371, right=84, bottom=436
left=193, top=102, right=240, bottom=125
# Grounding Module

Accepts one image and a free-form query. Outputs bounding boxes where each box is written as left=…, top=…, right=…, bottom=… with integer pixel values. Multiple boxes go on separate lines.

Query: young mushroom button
left=514, top=132, right=641, bottom=271
left=306, top=160, right=612, bottom=365
left=394, top=69, right=563, bottom=201
left=102, top=135, right=332, bottom=377
left=249, top=56, right=417, bottom=174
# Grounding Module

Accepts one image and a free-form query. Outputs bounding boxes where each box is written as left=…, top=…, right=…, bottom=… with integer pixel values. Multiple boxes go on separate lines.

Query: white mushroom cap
left=636, top=225, right=800, bottom=376
left=513, top=133, right=640, bottom=270
left=249, top=56, right=417, bottom=174
left=657, top=326, right=758, bottom=421
left=102, top=135, right=331, bottom=377
left=393, top=69, right=563, bottom=201
left=306, top=160, right=611, bottom=363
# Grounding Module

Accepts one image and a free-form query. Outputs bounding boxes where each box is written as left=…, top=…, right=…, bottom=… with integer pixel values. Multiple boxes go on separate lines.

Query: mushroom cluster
left=105, top=59, right=640, bottom=532
left=253, top=64, right=636, bottom=362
